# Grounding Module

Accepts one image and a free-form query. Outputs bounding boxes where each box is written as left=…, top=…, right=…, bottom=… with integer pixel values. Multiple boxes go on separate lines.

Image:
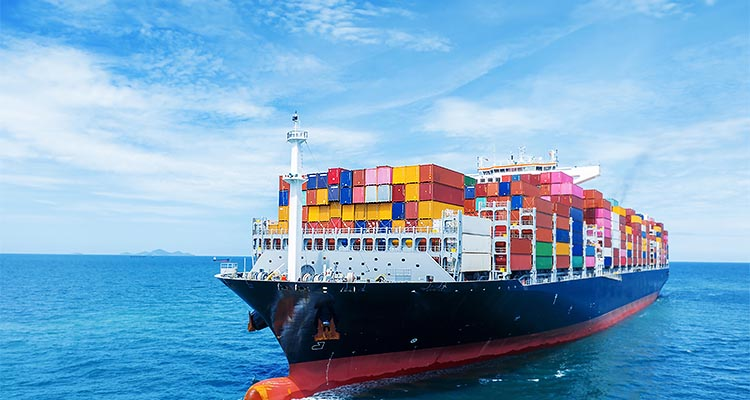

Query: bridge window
left=264, top=239, right=272, bottom=250
left=273, top=238, right=281, bottom=250
left=430, top=238, right=441, bottom=252
left=315, top=238, right=324, bottom=251
left=403, top=238, right=414, bottom=249
left=337, top=238, right=349, bottom=250
left=352, top=238, right=362, bottom=251
left=364, top=238, right=373, bottom=251
left=304, top=239, right=312, bottom=250
left=376, top=238, right=386, bottom=252
left=326, top=238, right=335, bottom=251
left=416, top=238, right=427, bottom=252
left=389, top=238, right=399, bottom=250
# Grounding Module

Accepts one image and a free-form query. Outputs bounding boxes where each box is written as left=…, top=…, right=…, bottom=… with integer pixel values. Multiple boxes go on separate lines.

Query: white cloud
left=422, top=98, right=555, bottom=137
left=262, top=0, right=450, bottom=52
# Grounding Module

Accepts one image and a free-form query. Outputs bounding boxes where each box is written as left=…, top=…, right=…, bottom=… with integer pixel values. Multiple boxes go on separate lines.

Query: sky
left=0, top=0, right=748, bottom=261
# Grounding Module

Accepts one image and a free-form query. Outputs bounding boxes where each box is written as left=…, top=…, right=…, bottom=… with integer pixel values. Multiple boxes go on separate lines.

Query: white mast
left=284, top=112, right=308, bottom=282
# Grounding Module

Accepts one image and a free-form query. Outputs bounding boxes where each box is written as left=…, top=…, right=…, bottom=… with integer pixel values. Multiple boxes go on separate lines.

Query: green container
left=475, top=197, right=487, bottom=210
left=536, top=241, right=554, bottom=256
left=536, top=255, right=553, bottom=270
left=572, top=256, right=584, bottom=268
left=464, top=175, right=477, bottom=186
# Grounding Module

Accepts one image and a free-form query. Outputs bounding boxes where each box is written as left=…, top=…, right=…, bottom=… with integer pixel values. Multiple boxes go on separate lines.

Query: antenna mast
left=284, top=112, right=308, bottom=282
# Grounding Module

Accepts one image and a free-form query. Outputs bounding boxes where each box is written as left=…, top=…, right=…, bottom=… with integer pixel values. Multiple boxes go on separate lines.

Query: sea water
left=1, top=255, right=748, bottom=400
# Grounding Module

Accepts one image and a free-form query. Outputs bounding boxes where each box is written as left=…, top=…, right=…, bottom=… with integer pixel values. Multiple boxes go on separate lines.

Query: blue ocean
left=1, top=255, right=748, bottom=400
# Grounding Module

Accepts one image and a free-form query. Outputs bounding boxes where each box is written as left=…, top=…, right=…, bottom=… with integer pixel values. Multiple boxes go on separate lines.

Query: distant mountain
left=121, top=249, right=193, bottom=256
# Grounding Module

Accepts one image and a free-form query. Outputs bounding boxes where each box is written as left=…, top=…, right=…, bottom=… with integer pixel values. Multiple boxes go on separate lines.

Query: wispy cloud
left=259, top=0, right=450, bottom=51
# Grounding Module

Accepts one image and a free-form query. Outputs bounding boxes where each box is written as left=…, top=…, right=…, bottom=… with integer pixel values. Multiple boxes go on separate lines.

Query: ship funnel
left=284, top=112, right=308, bottom=282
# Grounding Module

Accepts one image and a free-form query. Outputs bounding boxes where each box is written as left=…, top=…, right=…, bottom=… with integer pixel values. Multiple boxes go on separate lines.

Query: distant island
left=120, top=249, right=193, bottom=256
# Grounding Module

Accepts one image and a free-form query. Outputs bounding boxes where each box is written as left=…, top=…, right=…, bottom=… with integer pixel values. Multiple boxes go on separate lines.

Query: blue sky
left=0, top=0, right=748, bottom=261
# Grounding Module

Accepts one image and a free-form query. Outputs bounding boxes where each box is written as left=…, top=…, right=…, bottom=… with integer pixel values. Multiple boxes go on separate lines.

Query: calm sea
left=0, top=255, right=747, bottom=400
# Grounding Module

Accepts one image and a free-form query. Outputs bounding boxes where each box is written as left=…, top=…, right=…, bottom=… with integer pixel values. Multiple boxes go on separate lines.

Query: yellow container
left=277, top=221, right=289, bottom=230
left=329, top=202, right=342, bottom=219
left=267, top=222, right=280, bottom=231
left=392, top=166, right=407, bottom=184
left=354, top=204, right=367, bottom=220
left=418, top=219, right=434, bottom=228
left=627, top=242, right=633, bottom=250
left=612, top=205, right=626, bottom=216
left=418, top=201, right=460, bottom=220
left=366, top=204, right=379, bottom=220
left=319, top=205, right=330, bottom=221
left=392, top=220, right=406, bottom=230
left=278, top=206, right=289, bottom=221
left=654, top=225, right=662, bottom=232
left=342, top=204, right=355, bottom=221
left=404, top=165, right=420, bottom=183
left=316, top=188, right=328, bottom=205
left=556, top=242, right=570, bottom=255
left=625, top=226, right=633, bottom=235
left=308, top=206, right=319, bottom=222
left=378, top=203, right=391, bottom=220
left=656, top=237, right=662, bottom=243
left=630, top=215, right=642, bottom=224
left=405, top=183, right=420, bottom=201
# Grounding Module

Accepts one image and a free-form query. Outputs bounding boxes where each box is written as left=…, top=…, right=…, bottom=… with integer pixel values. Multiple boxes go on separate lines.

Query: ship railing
left=257, top=226, right=443, bottom=236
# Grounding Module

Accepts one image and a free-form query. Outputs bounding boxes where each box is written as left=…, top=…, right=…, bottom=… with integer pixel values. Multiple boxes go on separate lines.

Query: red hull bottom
left=246, top=292, right=659, bottom=400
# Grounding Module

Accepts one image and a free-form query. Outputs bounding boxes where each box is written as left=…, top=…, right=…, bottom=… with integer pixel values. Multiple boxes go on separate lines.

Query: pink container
left=586, top=256, right=596, bottom=267
left=540, top=172, right=552, bottom=184
left=365, top=168, right=378, bottom=185
left=541, top=195, right=551, bottom=201
left=550, top=171, right=574, bottom=184
left=571, top=184, right=584, bottom=199
left=376, top=166, right=392, bottom=184
left=353, top=186, right=365, bottom=203
left=595, top=217, right=612, bottom=229
left=594, top=208, right=610, bottom=219
left=604, top=227, right=612, bottom=238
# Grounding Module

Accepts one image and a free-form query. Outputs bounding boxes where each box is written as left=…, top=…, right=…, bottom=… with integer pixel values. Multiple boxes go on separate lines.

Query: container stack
left=295, top=164, right=466, bottom=231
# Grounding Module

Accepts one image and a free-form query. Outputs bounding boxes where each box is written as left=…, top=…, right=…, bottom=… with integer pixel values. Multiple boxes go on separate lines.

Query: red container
left=522, top=196, right=553, bottom=215
left=487, top=196, right=511, bottom=204
left=584, top=189, right=603, bottom=200
left=463, top=199, right=476, bottom=214
left=306, top=190, right=317, bottom=206
left=555, top=215, right=570, bottom=230
left=539, top=184, right=551, bottom=196
left=353, top=169, right=366, bottom=186
left=536, top=212, right=554, bottom=229
left=329, top=218, right=343, bottom=228
left=537, top=228, right=553, bottom=242
left=392, top=184, right=406, bottom=202
left=511, top=180, right=540, bottom=197
left=342, top=220, right=355, bottom=229
left=405, top=219, right=419, bottom=228
left=302, top=181, right=307, bottom=191
left=279, top=175, right=290, bottom=191
left=604, top=237, right=612, bottom=247
left=510, top=254, right=533, bottom=271
left=511, top=238, right=533, bottom=254
left=475, top=183, right=488, bottom=197
left=539, top=172, right=552, bottom=184
left=553, top=202, right=570, bottom=217
left=302, top=206, right=308, bottom=222
left=327, top=168, right=343, bottom=185
left=557, top=255, right=571, bottom=268
left=484, top=182, right=499, bottom=197
left=419, top=182, right=464, bottom=205
left=419, top=164, right=464, bottom=188
left=405, top=202, right=419, bottom=219
left=502, top=175, right=512, bottom=182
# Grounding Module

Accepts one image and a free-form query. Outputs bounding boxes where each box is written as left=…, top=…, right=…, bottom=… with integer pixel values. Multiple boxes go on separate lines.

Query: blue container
left=278, top=190, right=289, bottom=207
left=498, top=182, right=511, bottom=196
left=604, top=256, right=613, bottom=267
left=572, top=233, right=584, bottom=246
left=572, top=243, right=583, bottom=256
left=555, top=229, right=570, bottom=243
left=328, top=185, right=340, bottom=202
left=656, top=231, right=662, bottom=238
left=340, top=170, right=353, bottom=188
left=585, top=246, right=596, bottom=256
left=355, top=220, right=367, bottom=232
left=570, top=208, right=584, bottom=222
left=464, top=186, right=476, bottom=200
left=317, top=173, right=328, bottom=189
left=511, top=174, right=521, bottom=181
left=391, top=202, right=406, bottom=220
left=641, top=231, right=647, bottom=238
left=307, top=173, right=318, bottom=190
left=642, top=251, right=647, bottom=259
left=572, top=220, right=584, bottom=233
left=627, top=249, right=633, bottom=258
left=511, top=195, right=524, bottom=210
left=378, top=220, right=392, bottom=233
left=340, top=187, right=353, bottom=205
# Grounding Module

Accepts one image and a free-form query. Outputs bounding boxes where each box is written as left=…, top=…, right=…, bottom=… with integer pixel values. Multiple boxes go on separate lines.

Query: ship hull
left=219, top=267, right=668, bottom=398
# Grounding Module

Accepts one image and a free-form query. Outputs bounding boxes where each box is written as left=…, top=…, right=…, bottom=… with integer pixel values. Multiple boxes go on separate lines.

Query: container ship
left=216, top=114, right=669, bottom=400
